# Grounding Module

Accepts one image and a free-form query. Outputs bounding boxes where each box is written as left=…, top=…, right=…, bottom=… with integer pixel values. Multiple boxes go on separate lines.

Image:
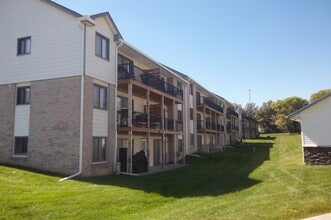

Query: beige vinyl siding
left=85, top=17, right=116, bottom=85
left=93, top=109, right=108, bottom=137
left=14, top=105, right=30, bottom=136
left=0, top=0, right=82, bottom=85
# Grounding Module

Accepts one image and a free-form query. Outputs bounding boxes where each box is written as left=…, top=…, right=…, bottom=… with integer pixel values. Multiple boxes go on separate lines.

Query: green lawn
left=1, top=133, right=330, bottom=219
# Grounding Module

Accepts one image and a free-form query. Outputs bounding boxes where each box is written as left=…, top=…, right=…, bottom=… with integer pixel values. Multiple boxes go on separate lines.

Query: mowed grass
left=1, top=133, right=331, bottom=219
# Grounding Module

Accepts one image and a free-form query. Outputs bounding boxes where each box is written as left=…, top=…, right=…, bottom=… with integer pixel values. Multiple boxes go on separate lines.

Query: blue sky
left=54, top=0, right=331, bottom=107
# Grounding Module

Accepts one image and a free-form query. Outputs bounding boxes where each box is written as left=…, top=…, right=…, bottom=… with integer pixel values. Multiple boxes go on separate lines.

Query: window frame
left=17, top=36, right=31, bottom=55
left=190, top=134, right=195, bottom=145
left=92, top=137, right=107, bottom=163
left=93, top=84, right=107, bottom=110
left=95, top=32, right=109, bottom=60
left=190, top=108, right=194, bottom=120
left=189, top=84, right=193, bottom=95
left=16, top=86, right=31, bottom=105
left=14, top=136, right=28, bottom=156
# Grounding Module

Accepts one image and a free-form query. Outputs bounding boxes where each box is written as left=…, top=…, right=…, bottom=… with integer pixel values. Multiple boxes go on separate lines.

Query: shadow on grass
left=252, top=136, right=276, bottom=140
left=78, top=141, right=273, bottom=198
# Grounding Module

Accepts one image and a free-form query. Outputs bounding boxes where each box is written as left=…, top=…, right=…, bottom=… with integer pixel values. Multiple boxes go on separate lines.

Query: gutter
left=60, top=17, right=95, bottom=181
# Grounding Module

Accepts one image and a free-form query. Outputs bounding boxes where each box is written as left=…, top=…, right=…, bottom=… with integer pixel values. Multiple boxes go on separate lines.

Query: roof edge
left=287, top=93, right=331, bottom=120
left=91, top=12, right=123, bottom=40
left=42, top=0, right=82, bottom=17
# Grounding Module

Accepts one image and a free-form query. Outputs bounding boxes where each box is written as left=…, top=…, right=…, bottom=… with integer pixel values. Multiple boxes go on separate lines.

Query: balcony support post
left=128, top=83, right=133, bottom=128
left=146, top=90, right=150, bottom=171
left=172, top=99, right=176, bottom=165
left=161, top=95, right=165, bottom=168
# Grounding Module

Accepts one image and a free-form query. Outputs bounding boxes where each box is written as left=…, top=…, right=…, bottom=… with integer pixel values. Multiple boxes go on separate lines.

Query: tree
left=244, top=102, right=258, bottom=117
left=256, top=101, right=277, bottom=133
left=272, top=97, right=308, bottom=132
left=310, top=89, right=331, bottom=102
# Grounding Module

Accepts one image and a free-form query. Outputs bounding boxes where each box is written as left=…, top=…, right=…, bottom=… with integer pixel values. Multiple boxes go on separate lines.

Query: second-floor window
left=178, top=110, right=182, bottom=121
left=17, top=86, right=31, bottom=105
left=93, top=84, right=107, bottom=110
left=17, top=36, right=31, bottom=55
left=95, top=33, right=109, bottom=60
left=190, top=108, right=194, bottom=120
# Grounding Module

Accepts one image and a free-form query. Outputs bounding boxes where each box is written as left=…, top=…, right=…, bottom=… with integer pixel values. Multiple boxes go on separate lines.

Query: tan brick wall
left=81, top=77, right=116, bottom=177
left=27, top=77, right=81, bottom=174
left=0, top=84, right=15, bottom=163
left=1, top=76, right=117, bottom=177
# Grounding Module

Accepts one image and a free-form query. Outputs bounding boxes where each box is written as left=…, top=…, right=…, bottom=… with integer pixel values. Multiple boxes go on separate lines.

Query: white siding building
left=288, top=93, right=331, bottom=165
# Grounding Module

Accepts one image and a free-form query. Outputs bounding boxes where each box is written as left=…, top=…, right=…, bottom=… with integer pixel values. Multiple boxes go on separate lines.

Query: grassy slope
left=1, top=133, right=330, bottom=219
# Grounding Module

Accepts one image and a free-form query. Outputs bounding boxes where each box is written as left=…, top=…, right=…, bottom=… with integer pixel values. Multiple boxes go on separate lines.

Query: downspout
left=60, top=22, right=87, bottom=181
left=114, top=39, right=123, bottom=173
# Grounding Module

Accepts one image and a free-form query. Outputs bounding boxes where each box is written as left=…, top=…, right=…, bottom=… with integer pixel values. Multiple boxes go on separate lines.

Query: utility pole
left=248, top=89, right=252, bottom=103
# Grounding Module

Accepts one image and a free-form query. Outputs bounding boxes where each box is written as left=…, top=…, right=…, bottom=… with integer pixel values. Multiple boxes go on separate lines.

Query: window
left=189, top=84, right=193, bottom=95
left=17, top=36, right=31, bottom=55
left=14, top=137, right=28, bottom=155
left=177, top=82, right=182, bottom=90
left=95, top=33, right=109, bottom=60
left=116, top=96, right=128, bottom=111
left=17, top=86, right=31, bottom=105
left=93, top=84, right=107, bottom=110
left=190, top=108, right=194, bottom=120
left=178, top=110, right=182, bottom=121
left=92, top=137, right=107, bottom=162
left=178, top=139, right=183, bottom=153
left=190, top=134, right=195, bottom=145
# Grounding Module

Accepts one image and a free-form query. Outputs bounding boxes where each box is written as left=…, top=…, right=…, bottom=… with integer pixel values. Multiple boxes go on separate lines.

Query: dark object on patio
left=132, top=150, right=148, bottom=173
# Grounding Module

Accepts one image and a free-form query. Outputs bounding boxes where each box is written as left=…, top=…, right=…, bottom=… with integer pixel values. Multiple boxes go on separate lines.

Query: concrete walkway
left=302, top=213, right=331, bottom=220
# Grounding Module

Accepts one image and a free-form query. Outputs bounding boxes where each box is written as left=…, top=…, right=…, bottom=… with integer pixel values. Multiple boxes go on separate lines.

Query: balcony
left=196, top=97, right=223, bottom=113
left=150, top=115, right=162, bottom=129
left=176, top=120, right=183, bottom=131
left=226, top=107, right=239, bottom=118
left=197, top=120, right=205, bottom=130
left=117, top=109, right=183, bottom=133
left=117, top=110, right=149, bottom=128
left=118, top=64, right=183, bottom=100
left=221, top=125, right=225, bottom=132
left=164, top=118, right=174, bottom=131
left=226, top=123, right=231, bottom=132
left=197, top=120, right=220, bottom=131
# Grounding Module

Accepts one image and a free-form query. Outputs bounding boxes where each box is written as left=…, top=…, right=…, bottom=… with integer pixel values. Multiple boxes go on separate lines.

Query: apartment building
left=0, top=0, right=258, bottom=177
left=0, top=0, right=122, bottom=177
left=116, top=42, right=188, bottom=173
left=241, top=111, right=259, bottom=139
left=164, top=69, right=227, bottom=153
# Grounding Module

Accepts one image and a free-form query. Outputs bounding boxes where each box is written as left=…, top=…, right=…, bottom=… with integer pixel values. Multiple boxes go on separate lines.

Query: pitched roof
left=287, top=93, right=331, bottom=120
left=42, top=1, right=123, bottom=39
left=91, top=12, right=123, bottom=40
left=42, top=0, right=82, bottom=17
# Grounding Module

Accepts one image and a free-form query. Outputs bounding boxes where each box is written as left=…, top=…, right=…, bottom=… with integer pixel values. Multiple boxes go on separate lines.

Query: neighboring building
left=241, top=111, right=259, bottom=139
left=0, top=0, right=260, bottom=177
left=288, top=94, right=331, bottom=165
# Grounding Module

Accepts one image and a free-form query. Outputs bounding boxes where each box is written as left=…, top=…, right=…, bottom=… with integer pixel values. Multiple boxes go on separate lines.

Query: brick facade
left=81, top=76, right=116, bottom=177
left=1, top=77, right=81, bottom=174
left=0, top=84, right=16, bottom=163
left=304, top=147, right=331, bottom=165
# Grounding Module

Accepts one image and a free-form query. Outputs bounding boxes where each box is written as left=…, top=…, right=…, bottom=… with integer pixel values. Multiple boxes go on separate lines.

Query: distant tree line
left=244, top=89, right=331, bottom=133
